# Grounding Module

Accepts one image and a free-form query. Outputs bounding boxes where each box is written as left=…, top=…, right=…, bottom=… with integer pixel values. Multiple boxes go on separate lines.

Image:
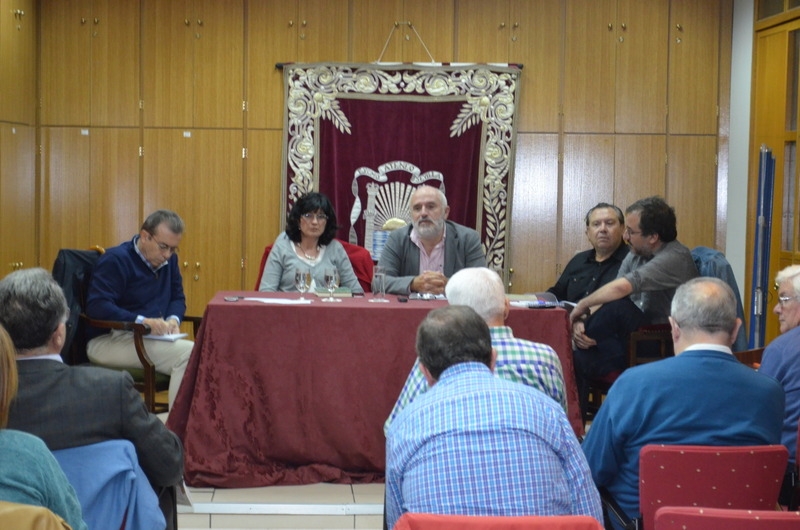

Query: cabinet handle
left=676, top=23, right=683, bottom=31
left=195, top=262, right=201, bottom=270
left=499, top=22, right=505, bottom=28
left=608, top=23, right=613, bottom=31
left=513, top=22, right=519, bottom=29
left=302, top=20, right=307, bottom=26
left=407, top=20, right=412, bottom=27
left=183, top=261, right=188, bottom=268
left=94, top=17, right=99, bottom=24
left=289, top=20, right=294, bottom=27
left=197, top=19, right=203, bottom=26
left=184, top=19, right=190, bottom=26
left=81, top=17, right=86, bottom=24
left=621, top=22, right=626, bottom=30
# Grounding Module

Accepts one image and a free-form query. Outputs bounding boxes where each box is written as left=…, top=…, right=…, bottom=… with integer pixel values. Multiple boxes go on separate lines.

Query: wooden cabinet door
left=667, top=135, right=718, bottom=249
left=88, top=128, right=140, bottom=246
left=402, top=0, right=454, bottom=63
left=613, top=134, right=666, bottom=210
left=0, top=124, right=35, bottom=273
left=668, top=0, right=721, bottom=135
left=40, top=128, right=92, bottom=267
left=245, top=130, right=284, bottom=289
left=561, top=134, right=615, bottom=259
left=247, top=0, right=299, bottom=130
left=510, top=0, right=560, bottom=133
left=615, top=0, right=668, bottom=133
left=296, top=0, right=349, bottom=62
left=194, top=0, right=243, bottom=128
left=40, top=0, right=92, bottom=126
left=0, top=0, right=36, bottom=125
left=143, top=129, right=243, bottom=313
left=564, top=0, right=616, bottom=133
left=351, top=0, right=404, bottom=63
left=142, top=0, right=194, bottom=127
left=508, top=133, right=559, bottom=293
left=455, top=0, right=510, bottom=63
left=91, top=0, right=140, bottom=127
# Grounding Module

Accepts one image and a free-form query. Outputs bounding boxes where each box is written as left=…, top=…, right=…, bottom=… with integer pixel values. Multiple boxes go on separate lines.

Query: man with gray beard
left=376, top=185, right=486, bottom=295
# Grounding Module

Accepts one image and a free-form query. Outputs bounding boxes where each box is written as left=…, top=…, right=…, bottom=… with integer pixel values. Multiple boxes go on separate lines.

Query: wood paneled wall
left=0, top=0, right=732, bottom=313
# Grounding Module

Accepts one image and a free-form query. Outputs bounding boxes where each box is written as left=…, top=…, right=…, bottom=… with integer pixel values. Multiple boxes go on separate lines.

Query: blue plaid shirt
left=384, top=326, right=566, bottom=433
left=385, top=362, right=602, bottom=528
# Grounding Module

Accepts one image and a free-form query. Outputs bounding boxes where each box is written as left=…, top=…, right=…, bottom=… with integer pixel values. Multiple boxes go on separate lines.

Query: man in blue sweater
left=86, top=209, right=193, bottom=410
left=582, top=277, right=784, bottom=528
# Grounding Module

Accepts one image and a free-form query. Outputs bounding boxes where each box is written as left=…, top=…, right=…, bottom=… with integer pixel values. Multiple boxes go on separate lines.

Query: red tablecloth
left=167, top=292, right=580, bottom=488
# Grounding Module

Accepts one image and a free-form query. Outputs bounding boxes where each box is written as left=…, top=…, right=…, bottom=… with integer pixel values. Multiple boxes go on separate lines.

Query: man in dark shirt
left=547, top=202, right=628, bottom=303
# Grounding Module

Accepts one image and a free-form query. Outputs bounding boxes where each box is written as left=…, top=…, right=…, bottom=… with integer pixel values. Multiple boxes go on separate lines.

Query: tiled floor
left=178, top=482, right=384, bottom=530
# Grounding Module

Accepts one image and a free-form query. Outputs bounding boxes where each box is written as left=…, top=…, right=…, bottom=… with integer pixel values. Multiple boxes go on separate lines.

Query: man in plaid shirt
left=384, top=266, right=566, bottom=434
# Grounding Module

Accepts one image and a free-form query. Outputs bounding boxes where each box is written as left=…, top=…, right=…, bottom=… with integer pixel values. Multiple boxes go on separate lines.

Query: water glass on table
left=370, top=265, right=389, bottom=303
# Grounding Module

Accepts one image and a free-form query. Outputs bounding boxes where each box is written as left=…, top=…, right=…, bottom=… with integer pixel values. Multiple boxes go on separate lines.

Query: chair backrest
left=53, top=440, right=165, bottom=530
left=254, top=244, right=274, bottom=290
left=639, top=444, right=788, bottom=529
left=0, top=501, right=71, bottom=530
left=690, top=246, right=748, bottom=351
left=628, top=324, right=673, bottom=366
left=338, top=239, right=374, bottom=292
left=51, top=248, right=104, bottom=365
left=253, top=240, right=374, bottom=292
left=654, top=506, right=800, bottom=529
left=392, top=513, right=604, bottom=530
left=733, top=347, right=764, bottom=369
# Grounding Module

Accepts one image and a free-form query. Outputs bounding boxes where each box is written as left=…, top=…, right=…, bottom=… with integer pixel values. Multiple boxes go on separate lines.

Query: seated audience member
left=85, top=209, right=193, bottom=410
left=377, top=185, right=486, bottom=295
left=547, top=202, right=628, bottom=303
left=582, top=277, right=784, bottom=528
left=259, top=192, right=363, bottom=294
left=759, top=264, right=800, bottom=504
left=0, top=323, right=87, bottom=530
left=569, top=196, right=698, bottom=416
left=385, top=305, right=602, bottom=529
left=385, top=266, right=567, bottom=434
left=2, top=268, right=184, bottom=530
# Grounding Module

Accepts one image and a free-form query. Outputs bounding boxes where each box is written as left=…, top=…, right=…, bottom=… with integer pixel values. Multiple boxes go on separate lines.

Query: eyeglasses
left=301, top=213, right=328, bottom=222
left=778, top=295, right=800, bottom=307
left=149, top=234, right=179, bottom=254
left=624, top=227, right=642, bottom=237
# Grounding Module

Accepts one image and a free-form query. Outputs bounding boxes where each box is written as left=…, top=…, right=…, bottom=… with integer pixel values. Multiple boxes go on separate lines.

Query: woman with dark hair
left=258, top=192, right=363, bottom=293
left=0, top=324, right=87, bottom=530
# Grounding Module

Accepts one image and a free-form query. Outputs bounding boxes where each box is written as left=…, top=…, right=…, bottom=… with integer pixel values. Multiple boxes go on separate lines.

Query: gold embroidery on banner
left=284, top=63, right=519, bottom=273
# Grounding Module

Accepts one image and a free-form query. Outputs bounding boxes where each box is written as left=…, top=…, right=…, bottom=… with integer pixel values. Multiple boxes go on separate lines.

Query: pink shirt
left=411, top=225, right=447, bottom=274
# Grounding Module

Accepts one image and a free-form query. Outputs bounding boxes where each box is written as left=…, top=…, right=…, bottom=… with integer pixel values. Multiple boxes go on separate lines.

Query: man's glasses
left=301, top=213, right=328, bottom=222
left=149, top=234, right=179, bottom=254
left=778, top=295, right=800, bottom=307
left=624, top=227, right=642, bottom=237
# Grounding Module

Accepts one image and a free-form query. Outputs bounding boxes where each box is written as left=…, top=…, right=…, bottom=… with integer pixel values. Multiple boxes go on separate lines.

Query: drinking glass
left=294, top=268, right=311, bottom=301
left=322, top=268, right=341, bottom=302
left=369, top=265, right=389, bottom=303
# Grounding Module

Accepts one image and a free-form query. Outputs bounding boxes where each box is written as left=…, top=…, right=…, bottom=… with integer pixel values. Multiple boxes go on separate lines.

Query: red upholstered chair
left=253, top=240, right=373, bottom=292
left=639, top=445, right=788, bottom=530
left=654, top=506, right=800, bottom=529
left=392, top=513, right=604, bottom=530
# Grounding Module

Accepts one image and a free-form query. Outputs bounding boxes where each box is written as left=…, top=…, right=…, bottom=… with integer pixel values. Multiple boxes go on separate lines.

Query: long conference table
left=167, top=292, right=581, bottom=488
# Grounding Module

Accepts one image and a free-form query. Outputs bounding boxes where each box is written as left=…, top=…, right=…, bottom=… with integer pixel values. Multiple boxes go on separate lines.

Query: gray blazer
left=377, top=220, right=486, bottom=295
left=8, top=359, right=184, bottom=487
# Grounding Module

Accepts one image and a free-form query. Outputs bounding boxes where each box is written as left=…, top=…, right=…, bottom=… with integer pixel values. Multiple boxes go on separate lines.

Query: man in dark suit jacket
left=0, top=268, right=184, bottom=530
left=377, top=185, right=486, bottom=295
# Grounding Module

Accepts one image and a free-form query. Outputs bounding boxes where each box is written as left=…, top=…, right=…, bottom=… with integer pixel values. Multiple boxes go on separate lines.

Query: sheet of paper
left=242, top=297, right=313, bottom=305
left=144, top=332, right=188, bottom=342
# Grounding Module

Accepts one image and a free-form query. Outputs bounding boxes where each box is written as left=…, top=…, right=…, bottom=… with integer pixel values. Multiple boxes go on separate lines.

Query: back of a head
left=627, top=196, right=677, bottom=242
left=445, top=267, right=505, bottom=322
left=671, top=277, right=737, bottom=335
left=0, top=325, right=18, bottom=428
left=141, top=209, right=184, bottom=235
left=0, top=268, right=68, bottom=351
left=416, top=305, right=492, bottom=380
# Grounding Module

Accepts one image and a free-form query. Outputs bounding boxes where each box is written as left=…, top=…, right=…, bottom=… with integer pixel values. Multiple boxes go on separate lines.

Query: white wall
left=727, top=0, right=754, bottom=295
